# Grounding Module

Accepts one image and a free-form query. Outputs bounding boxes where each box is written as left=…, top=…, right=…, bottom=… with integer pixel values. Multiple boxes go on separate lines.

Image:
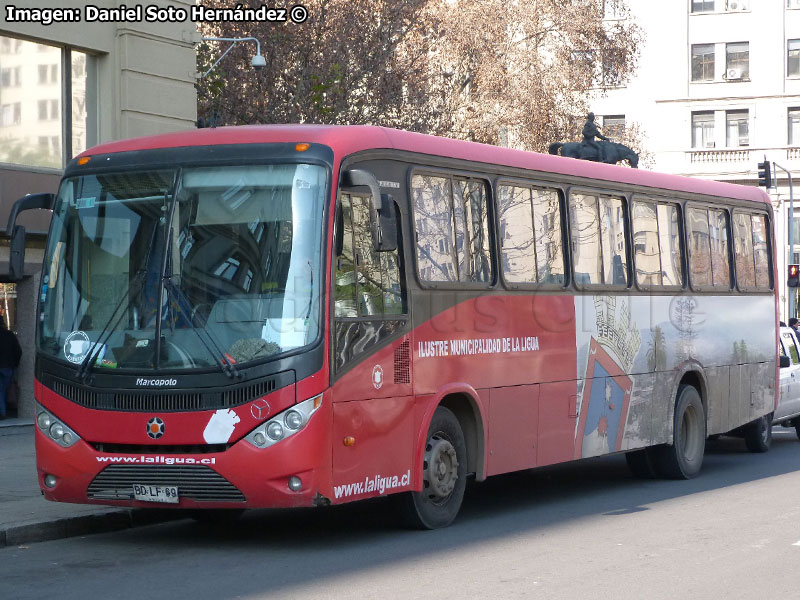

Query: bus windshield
left=38, top=163, right=326, bottom=371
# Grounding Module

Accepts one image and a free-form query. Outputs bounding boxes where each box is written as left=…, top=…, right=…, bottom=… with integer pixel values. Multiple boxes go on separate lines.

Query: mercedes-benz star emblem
left=250, top=398, right=270, bottom=420
left=146, top=417, right=165, bottom=439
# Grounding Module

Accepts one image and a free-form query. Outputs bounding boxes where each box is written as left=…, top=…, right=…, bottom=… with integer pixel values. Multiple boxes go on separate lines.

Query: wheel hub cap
left=425, top=436, right=459, bottom=499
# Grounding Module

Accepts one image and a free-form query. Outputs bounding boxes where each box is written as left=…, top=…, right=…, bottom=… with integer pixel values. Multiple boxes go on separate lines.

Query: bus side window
left=633, top=201, right=661, bottom=286
left=708, top=208, right=731, bottom=289
left=570, top=192, right=628, bottom=287
left=657, top=203, right=683, bottom=287
left=751, top=214, right=771, bottom=290
left=687, top=207, right=712, bottom=287
left=733, top=212, right=756, bottom=288
left=412, top=173, right=492, bottom=285
left=499, top=184, right=565, bottom=286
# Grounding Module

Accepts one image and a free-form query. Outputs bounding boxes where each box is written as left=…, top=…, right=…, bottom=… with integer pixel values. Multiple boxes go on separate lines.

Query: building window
left=601, top=115, right=625, bottom=139
left=0, top=34, right=96, bottom=169
left=726, top=110, right=749, bottom=147
left=603, top=0, right=625, bottom=19
left=789, top=108, right=800, bottom=144
left=692, top=0, right=715, bottom=12
left=789, top=0, right=800, bottom=9
left=726, top=0, right=749, bottom=10
left=789, top=40, right=800, bottom=77
left=691, top=44, right=715, bottom=82
left=692, top=111, right=715, bottom=148
left=725, top=42, right=749, bottom=79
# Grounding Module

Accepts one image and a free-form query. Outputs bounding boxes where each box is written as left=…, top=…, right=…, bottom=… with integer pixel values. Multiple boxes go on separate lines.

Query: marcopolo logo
left=136, top=378, right=177, bottom=387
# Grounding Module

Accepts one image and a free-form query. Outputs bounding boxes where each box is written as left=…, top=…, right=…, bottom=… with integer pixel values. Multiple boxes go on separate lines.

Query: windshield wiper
left=162, top=277, right=240, bottom=379
left=76, top=269, right=147, bottom=381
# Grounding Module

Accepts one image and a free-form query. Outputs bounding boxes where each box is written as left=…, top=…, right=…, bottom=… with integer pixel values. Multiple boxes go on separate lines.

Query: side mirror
left=341, top=169, right=396, bottom=252
left=376, top=194, right=398, bottom=252
left=5, top=192, right=55, bottom=282
left=781, top=355, right=791, bottom=368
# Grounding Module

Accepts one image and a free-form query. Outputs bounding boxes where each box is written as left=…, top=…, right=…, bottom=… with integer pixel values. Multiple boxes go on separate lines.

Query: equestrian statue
left=548, top=113, right=639, bottom=168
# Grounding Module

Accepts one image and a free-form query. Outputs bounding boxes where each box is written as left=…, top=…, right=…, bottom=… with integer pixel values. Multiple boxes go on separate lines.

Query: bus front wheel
left=399, top=406, right=467, bottom=530
left=652, top=385, right=706, bottom=479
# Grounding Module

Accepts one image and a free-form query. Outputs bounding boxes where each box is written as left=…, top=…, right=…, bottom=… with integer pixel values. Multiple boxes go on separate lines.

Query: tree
left=196, top=0, right=642, bottom=153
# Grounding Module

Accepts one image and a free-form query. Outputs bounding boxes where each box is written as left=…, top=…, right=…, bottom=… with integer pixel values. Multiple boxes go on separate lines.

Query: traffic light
left=758, top=160, right=772, bottom=188
left=789, top=264, right=800, bottom=288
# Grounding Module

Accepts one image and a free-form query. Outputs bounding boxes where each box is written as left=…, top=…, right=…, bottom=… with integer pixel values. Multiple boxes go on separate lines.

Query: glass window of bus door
left=335, top=193, right=405, bottom=317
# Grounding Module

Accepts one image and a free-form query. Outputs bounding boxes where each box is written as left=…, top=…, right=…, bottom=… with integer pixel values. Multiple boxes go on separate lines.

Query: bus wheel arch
left=400, top=404, right=469, bottom=529
left=439, top=393, right=485, bottom=482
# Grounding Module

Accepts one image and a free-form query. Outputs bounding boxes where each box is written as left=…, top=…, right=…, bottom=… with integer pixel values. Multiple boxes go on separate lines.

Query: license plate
left=132, top=483, right=179, bottom=504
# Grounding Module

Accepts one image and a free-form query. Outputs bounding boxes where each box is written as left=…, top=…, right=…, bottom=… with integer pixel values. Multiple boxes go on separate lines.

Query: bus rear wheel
left=652, top=385, right=705, bottom=479
left=399, top=406, right=467, bottom=530
left=744, top=413, right=772, bottom=453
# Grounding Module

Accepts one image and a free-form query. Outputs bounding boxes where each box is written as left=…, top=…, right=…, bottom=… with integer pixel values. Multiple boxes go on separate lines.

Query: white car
left=775, top=326, right=800, bottom=438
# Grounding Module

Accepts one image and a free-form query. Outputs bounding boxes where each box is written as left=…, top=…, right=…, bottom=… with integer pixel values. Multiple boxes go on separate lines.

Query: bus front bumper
left=34, top=406, right=333, bottom=510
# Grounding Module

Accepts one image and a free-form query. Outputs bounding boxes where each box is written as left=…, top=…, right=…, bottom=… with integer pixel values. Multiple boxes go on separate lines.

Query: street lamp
left=199, top=36, right=266, bottom=78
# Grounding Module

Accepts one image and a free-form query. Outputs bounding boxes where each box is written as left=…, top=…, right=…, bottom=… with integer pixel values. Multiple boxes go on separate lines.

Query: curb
left=0, top=508, right=184, bottom=547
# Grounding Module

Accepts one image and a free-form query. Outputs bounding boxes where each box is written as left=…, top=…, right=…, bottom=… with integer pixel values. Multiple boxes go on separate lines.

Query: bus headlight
left=244, top=394, right=322, bottom=449
left=35, top=404, right=80, bottom=448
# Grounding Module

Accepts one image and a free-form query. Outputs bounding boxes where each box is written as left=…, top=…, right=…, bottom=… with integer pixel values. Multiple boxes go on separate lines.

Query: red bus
left=8, top=125, right=778, bottom=529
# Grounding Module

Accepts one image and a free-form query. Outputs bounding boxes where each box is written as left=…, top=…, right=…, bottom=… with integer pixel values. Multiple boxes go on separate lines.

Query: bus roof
left=80, top=124, right=769, bottom=205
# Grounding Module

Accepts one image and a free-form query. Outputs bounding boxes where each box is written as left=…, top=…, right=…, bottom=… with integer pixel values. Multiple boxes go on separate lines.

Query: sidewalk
left=0, top=420, right=181, bottom=547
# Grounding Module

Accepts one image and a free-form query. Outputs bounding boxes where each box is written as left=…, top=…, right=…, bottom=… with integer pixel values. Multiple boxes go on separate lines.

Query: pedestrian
left=790, top=317, right=800, bottom=336
left=0, top=315, right=21, bottom=419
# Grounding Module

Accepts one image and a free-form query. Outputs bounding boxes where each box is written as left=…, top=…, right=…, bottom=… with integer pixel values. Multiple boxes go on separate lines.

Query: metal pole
left=774, top=162, right=794, bottom=318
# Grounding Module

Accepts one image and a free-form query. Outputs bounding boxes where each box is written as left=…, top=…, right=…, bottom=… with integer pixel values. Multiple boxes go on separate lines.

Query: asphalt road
left=4, top=429, right=800, bottom=600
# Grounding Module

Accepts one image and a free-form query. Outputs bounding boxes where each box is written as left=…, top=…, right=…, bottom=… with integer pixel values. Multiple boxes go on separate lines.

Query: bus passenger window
left=598, top=196, right=628, bottom=286
left=412, top=175, right=458, bottom=283
left=708, top=208, right=730, bottom=288
left=499, top=185, right=564, bottom=285
left=633, top=201, right=661, bottom=286
left=752, top=214, right=771, bottom=289
left=657, top=203, right=683, bottom=287
left=733, top=212, right=756, bottom=288
left=570, top=193, right=602, bottom=285
left=688, top=208, right=712, bottom=287
left=412, top=174, right=492, bottom=285
left=533, top=188, right=564, bottom=284
left=499, top=185, right=536, bottom=284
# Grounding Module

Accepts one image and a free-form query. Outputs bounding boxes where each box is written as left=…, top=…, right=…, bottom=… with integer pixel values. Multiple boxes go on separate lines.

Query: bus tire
left=625, top=448, right=658, bottom=478
left=744, top=413, right=772, bottom=453
left=399, top=406, right=467, bottom=530
left=652, top=385, right=705, bottom=479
